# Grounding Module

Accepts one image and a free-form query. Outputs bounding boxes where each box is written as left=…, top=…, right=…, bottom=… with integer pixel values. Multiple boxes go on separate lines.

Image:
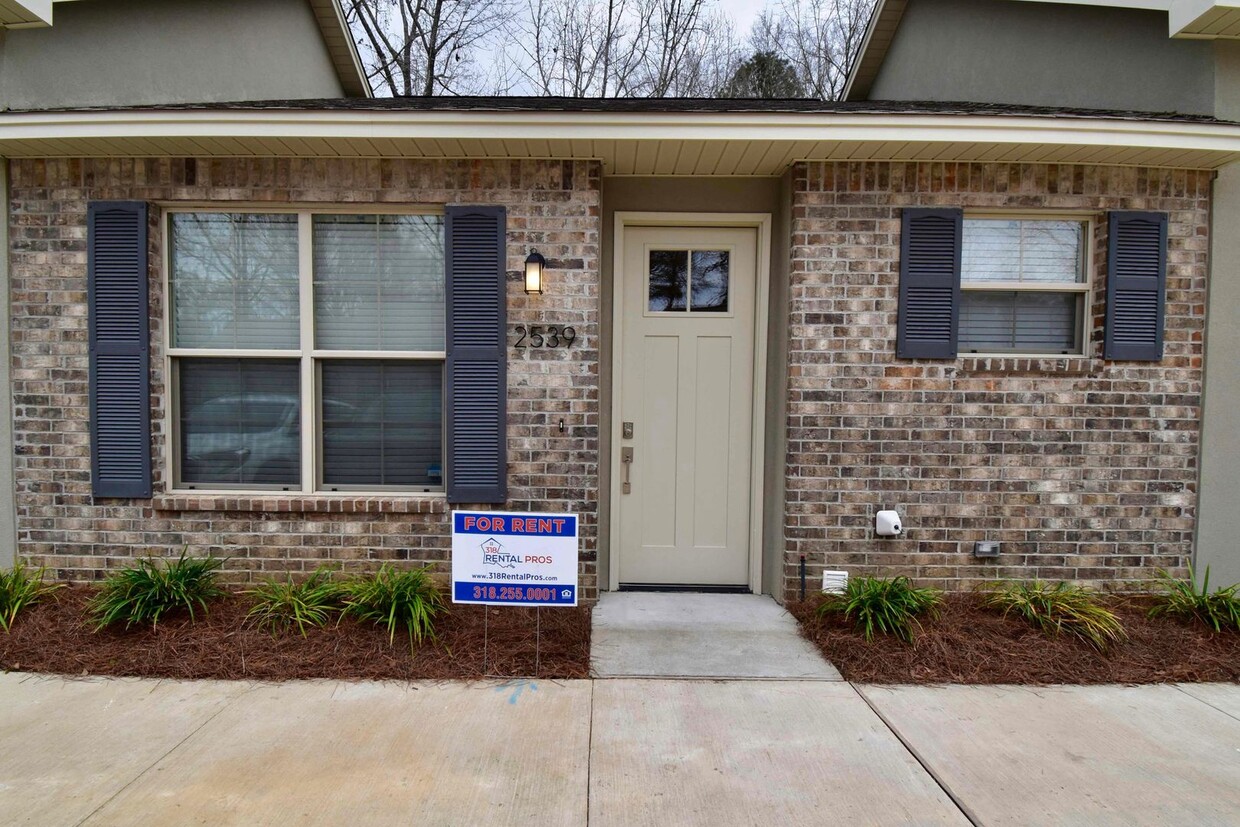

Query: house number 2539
left=513, top=325, right=577, bottom=349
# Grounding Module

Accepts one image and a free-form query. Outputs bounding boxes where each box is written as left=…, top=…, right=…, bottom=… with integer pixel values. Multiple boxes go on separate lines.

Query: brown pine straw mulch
left=789, top=593, right=1240, bottom=685
left=0, top=586, right=591, bottom=681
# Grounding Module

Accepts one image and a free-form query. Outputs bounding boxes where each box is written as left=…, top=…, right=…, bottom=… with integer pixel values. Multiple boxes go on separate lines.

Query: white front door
left=617, top=225, right=758, bottom=586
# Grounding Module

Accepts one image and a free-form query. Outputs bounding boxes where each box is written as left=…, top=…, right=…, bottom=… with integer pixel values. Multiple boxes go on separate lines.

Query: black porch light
left=524, top=249, right=546, bottom=295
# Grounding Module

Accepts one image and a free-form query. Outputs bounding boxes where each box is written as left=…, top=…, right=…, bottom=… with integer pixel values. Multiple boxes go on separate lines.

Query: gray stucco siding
left=1195, top=43, right=1240, bottom=589
left=0, top=0, right=344, bottom=110
left=869, top=0, right=1216, bottom=116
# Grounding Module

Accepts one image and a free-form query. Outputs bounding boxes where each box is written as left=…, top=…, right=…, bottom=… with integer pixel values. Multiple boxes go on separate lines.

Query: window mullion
left=298, top=212, right=315, bottom=494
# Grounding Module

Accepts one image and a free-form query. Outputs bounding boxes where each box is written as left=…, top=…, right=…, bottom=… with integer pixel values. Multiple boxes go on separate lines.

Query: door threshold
left=618, top=583, right=751, bottom=594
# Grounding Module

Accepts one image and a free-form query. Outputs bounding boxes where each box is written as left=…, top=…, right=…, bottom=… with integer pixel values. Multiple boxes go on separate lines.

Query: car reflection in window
left=182, top=394, right=346, bottom=487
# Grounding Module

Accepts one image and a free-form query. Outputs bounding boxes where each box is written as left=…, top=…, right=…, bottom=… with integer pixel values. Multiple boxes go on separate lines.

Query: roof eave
left=308, top=0, right=373, bottom=98
left=2, top=107, right=1238, bottom=174
left=842, top=0, right=907, bottom=102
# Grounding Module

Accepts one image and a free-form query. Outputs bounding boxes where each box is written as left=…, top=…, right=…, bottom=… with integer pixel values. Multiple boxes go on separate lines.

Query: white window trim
left=958, top=211, right=1095, bottom=359
left=161, top=205, right=448, bottom=497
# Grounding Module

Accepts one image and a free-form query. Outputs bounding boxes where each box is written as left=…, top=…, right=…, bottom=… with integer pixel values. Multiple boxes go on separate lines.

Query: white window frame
left=958, top=211, right=1095, bottom=358
left=162, top=205, right=447, bottom=496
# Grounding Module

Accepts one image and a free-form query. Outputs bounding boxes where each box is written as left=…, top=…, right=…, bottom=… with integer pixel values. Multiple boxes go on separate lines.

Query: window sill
left=153, top=493, right=449, bottom=514
left=954, top=355, right=1098, bottom=376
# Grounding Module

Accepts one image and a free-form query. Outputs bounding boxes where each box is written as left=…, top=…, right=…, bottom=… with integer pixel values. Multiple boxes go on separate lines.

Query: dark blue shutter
left=88, top=201, right=152, bottom=498
left=897, top=208, right=962, bottom=359
left=1105, top=211, right=1167, bottom=361
left=445, top=205, right=507, bottom=504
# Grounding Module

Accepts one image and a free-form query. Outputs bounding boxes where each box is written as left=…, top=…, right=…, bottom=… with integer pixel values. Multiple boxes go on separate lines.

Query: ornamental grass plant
left=1148, top=567, right=1240, bottom=633
left=340, top=564, right=447, bottom=649
left=982, top=580, right=1125, bottom=650
left=245, top=568, right=346, bottom=636
left=0, top=563, right=62, bottom=632
left=90, top=550, right=225, bottom=630
left=816, top=575, right=942, bottom=643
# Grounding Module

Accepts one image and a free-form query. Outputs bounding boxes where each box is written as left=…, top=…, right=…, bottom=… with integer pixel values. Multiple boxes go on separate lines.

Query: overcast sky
left=717, top=0, right=765, bottom=35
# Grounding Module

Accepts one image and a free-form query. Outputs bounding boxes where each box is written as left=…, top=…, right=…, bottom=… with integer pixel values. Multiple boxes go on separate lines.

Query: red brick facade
left=6, top=156, right=1212, bottom=600
left=8, top=158, right=602, bottom=596
left=784, top=162, right=1207, bottom=597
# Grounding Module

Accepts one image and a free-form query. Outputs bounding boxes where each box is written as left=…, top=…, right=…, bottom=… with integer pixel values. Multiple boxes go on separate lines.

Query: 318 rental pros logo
left=480, top=537, right=552, bottom=569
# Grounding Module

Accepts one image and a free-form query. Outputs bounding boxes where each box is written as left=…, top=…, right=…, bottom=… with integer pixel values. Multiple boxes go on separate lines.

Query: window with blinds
left=168, top=210, right=446, bottom=492
left=958, top=217, right=1089, bottom=355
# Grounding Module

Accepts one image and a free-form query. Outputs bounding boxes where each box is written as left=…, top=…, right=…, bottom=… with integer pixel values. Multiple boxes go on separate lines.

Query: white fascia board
left=2, top=109, right=1240, bottom=155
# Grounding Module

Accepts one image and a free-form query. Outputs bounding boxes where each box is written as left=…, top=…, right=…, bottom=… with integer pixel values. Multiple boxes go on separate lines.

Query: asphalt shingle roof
left=5, top=96, right=1232, bottom=124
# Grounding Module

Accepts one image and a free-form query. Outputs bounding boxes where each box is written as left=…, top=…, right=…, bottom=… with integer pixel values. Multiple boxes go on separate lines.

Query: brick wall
left=786, top=162, right=1208, bottom=598
left=8, top=158, right=602, bottom=597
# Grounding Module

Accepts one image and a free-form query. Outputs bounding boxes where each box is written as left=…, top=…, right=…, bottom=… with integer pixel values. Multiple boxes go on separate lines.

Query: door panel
left=618, top=226, right=757, bottom=586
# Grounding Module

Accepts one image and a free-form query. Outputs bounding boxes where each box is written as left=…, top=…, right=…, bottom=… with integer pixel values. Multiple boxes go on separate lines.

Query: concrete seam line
left=1171, top=684, right=1240, bottom=725
left=850, top=683, right=983, bottom=827
left=72, top=683, right=256, bottom=827
left=585, top=680, right=595, bottom=827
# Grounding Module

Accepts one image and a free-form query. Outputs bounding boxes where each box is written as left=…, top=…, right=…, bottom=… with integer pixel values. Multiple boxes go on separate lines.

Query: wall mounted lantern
left=524, top=249, right=546, bottom=295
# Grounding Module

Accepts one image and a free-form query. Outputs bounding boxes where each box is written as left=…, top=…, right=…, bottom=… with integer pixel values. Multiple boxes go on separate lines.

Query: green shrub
left=1148, top=567, right=1240, bottom=633
left=246, top=569, right=345, bottom=636
left=816, top=575, right=942, bottom=643
left=0, top=563, right=62, bottom=632
left=983, top=580, right=1125, bottom=650
left=90, top=551, right=225, bottom=630
left=341, top=564, right=446, bottom=649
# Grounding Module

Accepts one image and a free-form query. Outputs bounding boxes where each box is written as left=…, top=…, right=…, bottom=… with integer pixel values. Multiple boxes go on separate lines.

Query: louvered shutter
left=445, top=205, right=507, bottom=504
left=88, top=201, right=152, bottom=498
left=1105, top=211, right=1167, bottom=361
left=897, top=208, right=962, bottom=359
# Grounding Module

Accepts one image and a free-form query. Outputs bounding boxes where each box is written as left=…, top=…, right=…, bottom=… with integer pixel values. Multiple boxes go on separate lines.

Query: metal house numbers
left=512, top=324, right=577, bottom=350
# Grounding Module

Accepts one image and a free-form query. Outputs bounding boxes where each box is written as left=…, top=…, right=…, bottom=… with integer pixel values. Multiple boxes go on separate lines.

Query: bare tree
left=513, top=0, right=631, bottom=96
left=504, top=0, right=737, bottom=97
left=346, top=0, right=511, bottom=96
left=751, top=0, right=874, bottom=100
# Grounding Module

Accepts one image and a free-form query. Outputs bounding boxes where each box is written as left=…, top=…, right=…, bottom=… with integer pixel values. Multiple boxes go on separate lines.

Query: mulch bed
left=790, top=593, right=1240, bottom=685
left=0, top=586, right=591, bottom=681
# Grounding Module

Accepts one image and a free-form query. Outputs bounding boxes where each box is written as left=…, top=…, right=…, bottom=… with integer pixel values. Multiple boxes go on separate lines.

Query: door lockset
left=621, top=447, right=634, bottom=494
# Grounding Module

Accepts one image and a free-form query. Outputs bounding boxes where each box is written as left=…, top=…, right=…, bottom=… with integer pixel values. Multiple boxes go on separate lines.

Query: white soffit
left=1, top=110, right=1239, bottom=173
left=0, top=0, right=52, bottom=27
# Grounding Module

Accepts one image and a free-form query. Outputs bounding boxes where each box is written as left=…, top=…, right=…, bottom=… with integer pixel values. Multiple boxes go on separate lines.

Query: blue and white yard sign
left=451, top=510, right=579, bottom=606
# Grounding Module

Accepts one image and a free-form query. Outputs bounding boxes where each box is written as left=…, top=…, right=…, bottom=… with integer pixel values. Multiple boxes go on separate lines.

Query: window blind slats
left=321, top=361, right=443, bottom=487
left=962, top=219, right=1084, bottom=284
left=959, top=291, right=1080, bottom=353
left=178, top=359, right=301, bottom=487
left=313, top=215, right=446, bottom=351
left=170, top=214, right=300, bottom=349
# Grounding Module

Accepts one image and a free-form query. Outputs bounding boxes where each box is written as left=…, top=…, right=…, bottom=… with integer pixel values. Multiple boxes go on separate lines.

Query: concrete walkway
left=590, top=592, right=842, bottom=679
left=3, top=674, right=1240, bottom=826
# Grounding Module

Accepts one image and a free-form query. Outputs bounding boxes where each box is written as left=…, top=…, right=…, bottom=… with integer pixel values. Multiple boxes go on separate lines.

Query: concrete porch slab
left=590, top=592, right=841, bottom=679
left=859, top=684, right=1240, bottom=826
left=589, top=679, right=968, bottom=826
left=79, top=679, right=592, bottom=827
left=0, top=674, right=249, bottom=826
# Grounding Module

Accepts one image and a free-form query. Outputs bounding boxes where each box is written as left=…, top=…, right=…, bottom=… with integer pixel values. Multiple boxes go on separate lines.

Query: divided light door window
left=167, top=210, right=446, bottom=492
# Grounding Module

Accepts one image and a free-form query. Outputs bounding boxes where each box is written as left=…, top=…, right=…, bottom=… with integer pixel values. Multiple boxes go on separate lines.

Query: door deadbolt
left=622, top=421, right=634, bottom=439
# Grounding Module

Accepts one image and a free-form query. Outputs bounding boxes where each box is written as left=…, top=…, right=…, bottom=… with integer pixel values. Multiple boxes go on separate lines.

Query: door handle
left=621, top=447, right=633, bottom=494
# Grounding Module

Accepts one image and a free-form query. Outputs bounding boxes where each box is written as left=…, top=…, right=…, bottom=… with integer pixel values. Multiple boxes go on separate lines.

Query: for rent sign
left=450, top=510, right=579, bottom=606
